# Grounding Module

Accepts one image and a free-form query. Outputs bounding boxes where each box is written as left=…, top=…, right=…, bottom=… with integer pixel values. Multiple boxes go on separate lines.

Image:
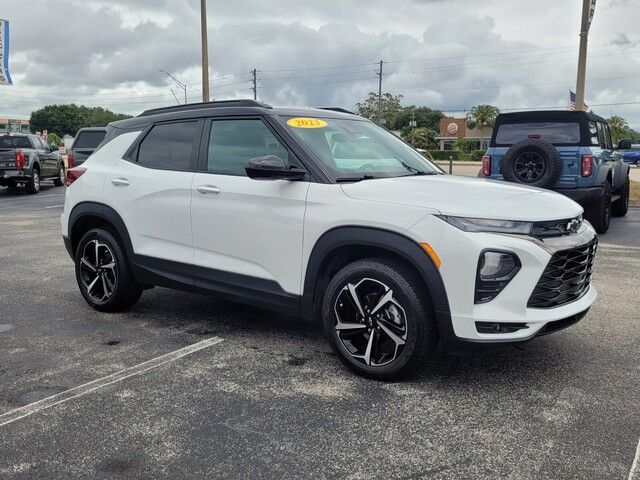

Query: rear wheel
left=53, top=164, right=65, bottom=186
left=612, top=176, right=630, bottom=217
left=25, top=169, right=40, bottom=194
left=585, top=181, right=611, bottom=234
left=321, top=258, right=438, bottom=380
left=75, top=228, right=143, bottom=312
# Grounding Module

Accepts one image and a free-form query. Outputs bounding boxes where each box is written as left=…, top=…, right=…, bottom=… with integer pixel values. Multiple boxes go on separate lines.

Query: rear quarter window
left=495, top=122, right=581, bottom=145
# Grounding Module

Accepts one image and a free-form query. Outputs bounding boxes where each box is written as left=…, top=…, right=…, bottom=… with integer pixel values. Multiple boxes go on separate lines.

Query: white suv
left=61, top=100, right=598, bottom=379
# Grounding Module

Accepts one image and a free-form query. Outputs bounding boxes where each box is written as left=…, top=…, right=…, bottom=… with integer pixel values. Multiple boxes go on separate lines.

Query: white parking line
left=629, top=438, right=640, bottom=480
left=0, top=336, right=224, bottom=428
left=44, top=204, right=64, bottom=209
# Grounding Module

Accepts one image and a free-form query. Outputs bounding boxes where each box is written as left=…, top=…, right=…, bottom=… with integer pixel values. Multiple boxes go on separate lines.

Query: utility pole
left=252, top=68, right=257, bottom=100
left=575, top=0, right=595, bottom=111
left=376, top=60, right=383, bottom=125
left=200, top=0, right=210, bottom=102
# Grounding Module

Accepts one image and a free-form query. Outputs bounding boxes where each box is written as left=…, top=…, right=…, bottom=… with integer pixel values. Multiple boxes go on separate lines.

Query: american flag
left=569, top=90, right=589, bottom=111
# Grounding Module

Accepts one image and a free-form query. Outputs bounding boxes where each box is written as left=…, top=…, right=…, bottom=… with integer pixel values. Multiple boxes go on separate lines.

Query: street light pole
left=575, top=0, right=594, bottom=111
left=158, top=69, right=187, bottom=104
left=200, top=0, right=210, bottom=102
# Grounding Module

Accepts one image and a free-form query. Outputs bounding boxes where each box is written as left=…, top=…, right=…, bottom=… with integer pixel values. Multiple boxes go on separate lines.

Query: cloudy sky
left=2, top=0, right=640, bottom=127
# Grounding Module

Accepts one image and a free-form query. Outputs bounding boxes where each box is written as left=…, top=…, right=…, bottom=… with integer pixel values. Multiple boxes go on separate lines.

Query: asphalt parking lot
left=0, top=183, right=639, bottom=479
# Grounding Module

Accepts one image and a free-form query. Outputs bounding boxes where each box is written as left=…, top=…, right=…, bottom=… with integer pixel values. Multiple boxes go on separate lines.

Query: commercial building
left=436, top=117, right=492, bottom=151
left=0, top=118, right=30, bottom=134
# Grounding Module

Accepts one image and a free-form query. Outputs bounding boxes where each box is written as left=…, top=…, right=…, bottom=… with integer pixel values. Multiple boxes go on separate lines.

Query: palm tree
left=607, top=115, right=630, bottom=143
left=466, top=104, right=500, bottom=150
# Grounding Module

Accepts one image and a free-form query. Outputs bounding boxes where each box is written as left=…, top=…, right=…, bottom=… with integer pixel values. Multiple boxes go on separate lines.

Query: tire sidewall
left=321, top=261, right=427, bottom=379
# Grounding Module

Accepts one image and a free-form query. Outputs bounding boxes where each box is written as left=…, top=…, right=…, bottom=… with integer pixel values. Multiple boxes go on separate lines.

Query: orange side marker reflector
left=420, top=242, right=441, bottom=269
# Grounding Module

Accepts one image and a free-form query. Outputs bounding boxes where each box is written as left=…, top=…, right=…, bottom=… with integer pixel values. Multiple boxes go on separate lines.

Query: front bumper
left=409, top=218, right=598, bottom=346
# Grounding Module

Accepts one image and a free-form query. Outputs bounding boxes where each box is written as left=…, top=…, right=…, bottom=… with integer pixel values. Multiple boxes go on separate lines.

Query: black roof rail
left=139, top=99, right=272, bottom=117
left=319, top=107, right=356, bottom=115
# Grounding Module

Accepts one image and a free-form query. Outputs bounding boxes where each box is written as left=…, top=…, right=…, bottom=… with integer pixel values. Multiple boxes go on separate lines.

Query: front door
left=190, top=117, right=309, bottom=300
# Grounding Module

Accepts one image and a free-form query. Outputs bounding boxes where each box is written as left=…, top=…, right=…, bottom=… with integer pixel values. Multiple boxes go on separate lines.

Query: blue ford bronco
left=480, top=110, right=630, bottom=234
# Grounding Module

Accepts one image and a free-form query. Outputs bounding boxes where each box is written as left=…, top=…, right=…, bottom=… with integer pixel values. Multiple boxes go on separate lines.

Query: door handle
left=111, top=177, right=130, bottom=187
left=196, top=185, right=221, bottom=195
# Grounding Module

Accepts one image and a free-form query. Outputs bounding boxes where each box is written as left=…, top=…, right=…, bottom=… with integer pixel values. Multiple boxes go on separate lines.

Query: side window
left=137, top=121, right=197, bottom=171
left=207, top=119, right=288, bottom=176
left=604, top=124, right=613, bottom=150
left=596, top=122, right=606, bottom=148
left=589, top=122, right=599, bottom=146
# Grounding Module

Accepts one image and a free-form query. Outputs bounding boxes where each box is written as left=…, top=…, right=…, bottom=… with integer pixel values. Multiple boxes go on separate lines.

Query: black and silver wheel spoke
left=334, top=278, right=408, bottom=367
left=80, top=239, right=117, bottom=303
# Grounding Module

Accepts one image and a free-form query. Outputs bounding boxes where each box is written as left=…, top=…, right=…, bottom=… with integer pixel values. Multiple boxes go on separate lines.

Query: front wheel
left=612, top=176, right=630, bottom=217
left=585, top=181, right=611, bottom=234
left=75, top=228, right=143, bottom=312
left=321, top=258, right=438, bottom=380
left=53, top=164, right=65, bottom=186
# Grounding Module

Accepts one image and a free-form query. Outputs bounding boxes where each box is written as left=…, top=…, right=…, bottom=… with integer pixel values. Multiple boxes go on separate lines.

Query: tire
left=585, top=181, right=611, bottom=234
left=612, top=176, right=630, bottom=217
left=321, top=258, right=438, bottom=380
left=500, top=138, right=563, bottom=188
left=53, top=163, right=65, bottom=186
left=74, top=228, right=143, bottom=312
left=25, top=168, right=40, bottom=194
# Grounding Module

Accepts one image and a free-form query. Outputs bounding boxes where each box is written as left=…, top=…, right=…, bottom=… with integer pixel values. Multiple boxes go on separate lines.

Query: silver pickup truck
left=0, top=133, right=66, bottom=194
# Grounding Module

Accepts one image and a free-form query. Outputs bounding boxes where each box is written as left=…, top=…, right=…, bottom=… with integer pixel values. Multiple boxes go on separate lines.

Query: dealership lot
left=0, top=185, right=639, bottom=479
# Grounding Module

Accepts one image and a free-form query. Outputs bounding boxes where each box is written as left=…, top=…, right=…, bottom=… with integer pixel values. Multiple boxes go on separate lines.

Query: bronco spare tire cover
left=499, top=138, right=563, bottom=188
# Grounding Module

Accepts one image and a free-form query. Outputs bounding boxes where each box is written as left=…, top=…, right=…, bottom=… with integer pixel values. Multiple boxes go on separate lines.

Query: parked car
left=67, top=127, right=107, bottom=167
left=480, top=111, right=631, bottom=234
left=62, top=100, right=598, bottom=379
left=620, top=144, right=640, bottom=166
left=0, top=133, right=66, bottom=193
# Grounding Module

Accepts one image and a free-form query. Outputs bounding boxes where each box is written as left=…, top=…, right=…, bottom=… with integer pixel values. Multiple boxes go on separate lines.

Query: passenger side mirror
left=245, top=155, right=306, bottom=181
left=617, top=139, right=632, bottom=150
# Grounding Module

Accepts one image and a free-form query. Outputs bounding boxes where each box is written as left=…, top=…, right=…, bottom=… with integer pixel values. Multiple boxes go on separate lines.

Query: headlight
left=438, top=215, right=533, bottom=235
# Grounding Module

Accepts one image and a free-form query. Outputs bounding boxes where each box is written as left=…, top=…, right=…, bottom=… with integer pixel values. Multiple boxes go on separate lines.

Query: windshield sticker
left=287, top=118, right=328, bottom=129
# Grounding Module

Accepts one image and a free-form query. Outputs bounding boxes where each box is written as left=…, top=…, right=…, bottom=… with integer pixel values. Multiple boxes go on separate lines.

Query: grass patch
left=630, top=181, right=640, bottom=208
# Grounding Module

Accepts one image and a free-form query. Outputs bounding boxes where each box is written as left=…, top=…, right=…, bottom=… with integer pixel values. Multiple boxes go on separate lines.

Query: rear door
left=104, top=119, right=202, bottom=278
left=190, top=116, right=309, bottom=297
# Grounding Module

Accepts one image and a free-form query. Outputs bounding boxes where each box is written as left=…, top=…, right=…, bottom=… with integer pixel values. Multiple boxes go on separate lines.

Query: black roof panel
left=496, top=110, right=607, bottom=124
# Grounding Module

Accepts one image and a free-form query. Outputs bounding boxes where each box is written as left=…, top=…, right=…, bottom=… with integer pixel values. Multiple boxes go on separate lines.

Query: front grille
left=527, top=238, right=597, bottom=308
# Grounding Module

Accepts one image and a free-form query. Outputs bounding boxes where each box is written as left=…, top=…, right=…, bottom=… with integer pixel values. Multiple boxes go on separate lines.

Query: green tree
left=466, top=104, right=500, bottom=149
left=607, top=115, right=632, bottom=144
left=404, top=128, right=438, bottom=149
left=46, top=132, right=62, bottom=147
left=396, top=106, right=444, bottom=133
left=356, top=92, right=403, bottom=127
left=30, top=104, right=131, bottom=137
left=452, top=138, right=476, bottom=153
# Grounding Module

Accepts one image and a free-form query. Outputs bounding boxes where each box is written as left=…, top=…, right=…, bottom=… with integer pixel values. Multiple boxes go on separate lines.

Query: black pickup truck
left=0, top=133, right=66, bottom=194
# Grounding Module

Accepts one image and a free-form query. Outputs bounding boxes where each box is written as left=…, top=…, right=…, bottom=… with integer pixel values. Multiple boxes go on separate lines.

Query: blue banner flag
left=0, top=19, right=13, bottom=85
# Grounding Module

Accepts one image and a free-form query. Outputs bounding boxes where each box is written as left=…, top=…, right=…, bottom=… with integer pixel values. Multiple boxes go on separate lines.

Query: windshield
left=282, top=116, right=439, bottom=180
left=73, top=130, right=106, bottom=149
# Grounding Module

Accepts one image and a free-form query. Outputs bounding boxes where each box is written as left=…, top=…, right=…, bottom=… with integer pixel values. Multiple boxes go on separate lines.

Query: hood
left=340, top=175, right=583, bottom=222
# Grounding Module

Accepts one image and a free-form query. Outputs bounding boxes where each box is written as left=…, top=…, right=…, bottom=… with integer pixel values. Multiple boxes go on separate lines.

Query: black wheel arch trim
left=301, top=226, right=455, bottom=344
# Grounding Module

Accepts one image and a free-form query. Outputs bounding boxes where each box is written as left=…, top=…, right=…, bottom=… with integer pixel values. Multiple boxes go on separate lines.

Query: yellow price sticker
left=287, top=117, right=328, bottom=129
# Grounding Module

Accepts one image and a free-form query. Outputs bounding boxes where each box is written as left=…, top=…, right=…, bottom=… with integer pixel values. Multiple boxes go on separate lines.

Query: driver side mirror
left=245, top=155, right=306, bottom=181
left=617, top=139, right=632, bottom=150
left=49, top=143, right=58, bottom=152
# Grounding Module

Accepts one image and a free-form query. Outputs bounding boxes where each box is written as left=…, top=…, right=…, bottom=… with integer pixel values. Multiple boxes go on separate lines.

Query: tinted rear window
left=495, top=122, right=581, bottom=145
left=0, top=136, right=31, bottom=149
left=73, top=131, right=106, bottom=149
left=136, top=121, right=197, bottom=170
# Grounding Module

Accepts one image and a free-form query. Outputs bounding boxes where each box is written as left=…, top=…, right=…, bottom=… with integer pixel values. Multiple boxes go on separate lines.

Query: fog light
left=475, top=250, right=521, bottom=303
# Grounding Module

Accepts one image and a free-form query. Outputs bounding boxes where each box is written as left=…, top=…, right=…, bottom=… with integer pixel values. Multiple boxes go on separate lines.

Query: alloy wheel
left=59, top=166, right=65, bottom=184
left=79, top=239, right=117, bottom=303
left=334, top=278, right=408, bottom=367
left=514, top=151, right=546, bottom=183
left=33, top=170, right=40, bottom=192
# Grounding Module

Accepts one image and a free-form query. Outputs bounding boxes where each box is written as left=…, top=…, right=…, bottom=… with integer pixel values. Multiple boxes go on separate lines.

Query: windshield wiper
left=395, top=158, right=434, bottom=176
left=335, top=175, right=377, bottom=183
